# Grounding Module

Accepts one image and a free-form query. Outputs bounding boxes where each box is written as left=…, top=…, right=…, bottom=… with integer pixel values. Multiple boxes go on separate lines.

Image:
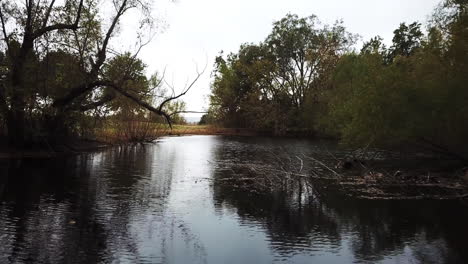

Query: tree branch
left=32, top=0, right=83, bottom=39
left=92, top=0, right=128, bottom=75
left=42, top=0, right=56, bottom=29
left=105, top=81, right=173, bottom=128
left=53, top=0, right=129, bottom=107
left=169, top=111, right=208, bottom=117
left=0, top=5, right=11, bottom=53
left=52, top=80, right=111, bottom=107
left=157, top=64, right=205, bottom=113
left=77, top=93, right=116, bottom=112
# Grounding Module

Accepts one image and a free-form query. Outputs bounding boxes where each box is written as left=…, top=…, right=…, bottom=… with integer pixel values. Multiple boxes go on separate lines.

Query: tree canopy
left=209, top=14, right=355, bottom=134
left=207, top=1, right=468, bottom=160
left=0, top=0, right=195, bottom=147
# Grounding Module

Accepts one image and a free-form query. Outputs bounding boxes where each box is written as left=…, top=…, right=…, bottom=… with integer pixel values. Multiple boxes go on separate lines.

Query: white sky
left=125, top=0, right=441, bottom=120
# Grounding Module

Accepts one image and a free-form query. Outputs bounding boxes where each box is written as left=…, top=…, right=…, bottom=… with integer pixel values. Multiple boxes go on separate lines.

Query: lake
left=1, top=135, right=467, bottom=263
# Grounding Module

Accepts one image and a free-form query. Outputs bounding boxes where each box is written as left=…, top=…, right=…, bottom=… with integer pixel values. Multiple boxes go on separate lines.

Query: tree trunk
left=7, top=96, right=26, bottom=148
left=7, top=38, right=33, bottom=148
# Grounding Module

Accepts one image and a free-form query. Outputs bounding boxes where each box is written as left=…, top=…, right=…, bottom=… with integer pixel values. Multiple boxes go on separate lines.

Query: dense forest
left=0, top=0, right=190, bottom=148
left=206, top=0, right=468, bottom=160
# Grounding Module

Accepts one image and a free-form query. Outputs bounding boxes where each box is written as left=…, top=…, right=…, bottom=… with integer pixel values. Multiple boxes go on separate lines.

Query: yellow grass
left=93, top=122, right=260, bottom=144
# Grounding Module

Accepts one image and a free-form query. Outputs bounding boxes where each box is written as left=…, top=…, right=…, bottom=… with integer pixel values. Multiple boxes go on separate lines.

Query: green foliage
left=324, top=53, right=416, bottom=146
left=209, top=14, right=355, bottom=134
left=324, top=1, right=468, bottom=157
left=103, top=53, right=150, bottom=116
left=208, top=3, right=468, bottom=159
left=361, top=36, right=387, bottom=55
left=388, top=22, right=424, bottom=61
left=199, top=114, right=214, bottom=125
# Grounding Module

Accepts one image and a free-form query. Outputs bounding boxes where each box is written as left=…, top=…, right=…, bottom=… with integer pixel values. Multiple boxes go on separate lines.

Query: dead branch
left=296, top=155, right=304, bottom=173
left=302, top=153, right=341, bottom=177
left=168, top=111, right=208, bottom=117
left=157, top=63, right=206, bottom=113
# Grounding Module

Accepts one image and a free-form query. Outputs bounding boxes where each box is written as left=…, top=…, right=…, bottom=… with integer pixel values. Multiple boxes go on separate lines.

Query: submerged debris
left=212, top=150, right=468, bottom=200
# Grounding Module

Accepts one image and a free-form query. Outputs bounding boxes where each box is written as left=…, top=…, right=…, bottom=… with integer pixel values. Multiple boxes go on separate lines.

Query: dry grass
left=93, top=122, right=259, bottom=144
left=169, top=125, right=259, bottom=136
left=95, top=121, right=169, bottom=144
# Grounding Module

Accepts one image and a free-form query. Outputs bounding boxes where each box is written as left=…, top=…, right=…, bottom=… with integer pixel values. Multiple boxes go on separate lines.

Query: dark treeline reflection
left=211, top=137, right=468, bottom=264
left=0, top=156, right=107, bottom=263
left=1, top=136, right=467, bottom=264
left=0, top=145, right=178, bottom=263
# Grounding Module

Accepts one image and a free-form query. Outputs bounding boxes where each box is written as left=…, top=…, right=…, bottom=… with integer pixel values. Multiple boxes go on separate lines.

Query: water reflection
left=211, top=136, right=468, bottom=264
left=0, top=136, right=467, bottom=264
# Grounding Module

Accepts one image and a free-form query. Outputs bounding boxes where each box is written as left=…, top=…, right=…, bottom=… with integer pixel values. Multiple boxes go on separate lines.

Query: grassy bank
left=169, top=125, right=261, bottom=136
left=0, top=124, right=261, bottom=159
left=93, top=123, right=264, bottom=144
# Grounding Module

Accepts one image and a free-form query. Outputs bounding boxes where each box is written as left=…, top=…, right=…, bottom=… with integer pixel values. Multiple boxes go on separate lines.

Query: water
left=0, top=135, right=467, bottom=263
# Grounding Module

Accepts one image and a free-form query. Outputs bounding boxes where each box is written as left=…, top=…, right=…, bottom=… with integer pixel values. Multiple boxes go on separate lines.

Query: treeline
left=206, top=0, right=468, bottom=159
left=0, top=0, right=187, bottom=148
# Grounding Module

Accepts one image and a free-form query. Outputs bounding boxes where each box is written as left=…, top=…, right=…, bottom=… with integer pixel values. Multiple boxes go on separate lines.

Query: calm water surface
left=0, top=136, right=467, bottom=263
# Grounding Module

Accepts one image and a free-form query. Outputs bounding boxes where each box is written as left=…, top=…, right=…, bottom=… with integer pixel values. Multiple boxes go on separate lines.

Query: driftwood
left=212, top=151, right=468, bottom=200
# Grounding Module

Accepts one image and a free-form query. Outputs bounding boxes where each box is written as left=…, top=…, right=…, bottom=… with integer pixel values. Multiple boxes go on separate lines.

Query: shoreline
left=1, top=132, right=467, bottom=201
left=0, top=140, right=113, bottom=159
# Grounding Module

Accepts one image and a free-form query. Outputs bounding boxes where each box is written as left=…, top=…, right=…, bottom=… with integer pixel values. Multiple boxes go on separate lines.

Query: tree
left=388, top=22, right=424, bottom=61
left=322, top=4, right=468, bottom=160
left=199, top=113, right=214, bottom=125
left=0, top=0, right=201, bottom=147
left=361, top=36, right=387, bottom=55
left=0, top=0, right=85, bottom=146
left=209, top=14, right=355, bottom=133
left=265, top=14, right=355, bottom=112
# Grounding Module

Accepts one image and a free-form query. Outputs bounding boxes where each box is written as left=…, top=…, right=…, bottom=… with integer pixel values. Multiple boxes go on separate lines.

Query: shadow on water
left=0, top=136, right=467, bottom=264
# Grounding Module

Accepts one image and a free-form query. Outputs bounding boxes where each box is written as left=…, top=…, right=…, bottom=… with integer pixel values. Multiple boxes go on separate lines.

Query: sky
left=121, top=0, right=442, bottom=121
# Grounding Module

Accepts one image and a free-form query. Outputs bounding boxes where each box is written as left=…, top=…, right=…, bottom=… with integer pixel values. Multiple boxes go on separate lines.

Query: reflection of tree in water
left=212, top=169, right=341, bottom=258
left=314, top=183, right=468, bottom=263
left=210, top=137, right=468, bottom=264
left=0, top=144, right=207, bottom=264
left=0, top=156, right=108, bottom=263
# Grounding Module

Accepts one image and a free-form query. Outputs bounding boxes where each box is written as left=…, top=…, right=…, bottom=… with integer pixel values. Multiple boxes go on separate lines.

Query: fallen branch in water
left=210, top=147, right=468, bottom=201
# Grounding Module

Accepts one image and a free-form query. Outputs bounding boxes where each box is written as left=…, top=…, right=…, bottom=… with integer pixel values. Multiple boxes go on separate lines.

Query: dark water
left=0, top=136, right=467, bottom=264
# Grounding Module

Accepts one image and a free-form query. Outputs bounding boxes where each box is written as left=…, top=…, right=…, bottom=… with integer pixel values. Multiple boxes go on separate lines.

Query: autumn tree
left=209, top=14, right=355, bottom=133
left=0, top=0, right=199, bottom=147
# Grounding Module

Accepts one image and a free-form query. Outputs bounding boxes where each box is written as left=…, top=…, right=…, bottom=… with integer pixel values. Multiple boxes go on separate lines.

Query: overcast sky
left=128, top=0, right=441, bottom=120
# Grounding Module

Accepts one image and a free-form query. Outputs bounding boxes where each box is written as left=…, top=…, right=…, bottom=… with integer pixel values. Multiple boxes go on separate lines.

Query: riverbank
left=0, top=139, right=112, bottom=159
left=1, top=133, right=467, bottom=200
left=167, top=125, right=263, bottom=136
left=0, top=125, right=256, bottom=159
